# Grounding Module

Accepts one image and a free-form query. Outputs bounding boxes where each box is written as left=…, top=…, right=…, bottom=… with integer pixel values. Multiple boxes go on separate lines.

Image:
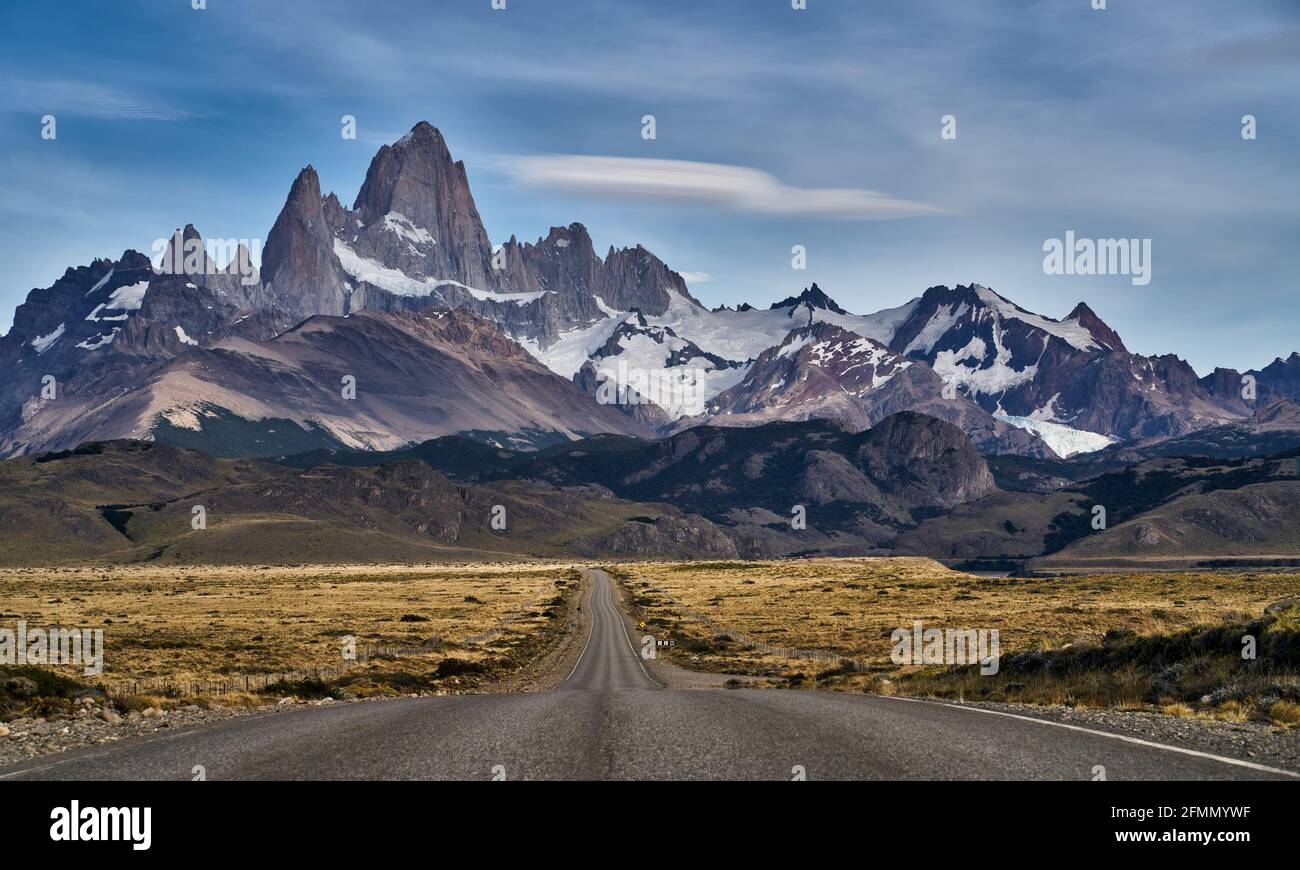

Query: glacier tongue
left=994, top=413, right=1117, bottom=458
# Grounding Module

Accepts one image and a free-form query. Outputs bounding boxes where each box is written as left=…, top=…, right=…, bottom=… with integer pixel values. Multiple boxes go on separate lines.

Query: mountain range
left=5, top=403, right=1296, bottom=569
left=0, top=120, right=1294, bottom=569
left=2, top=120, right=1298, bottom=510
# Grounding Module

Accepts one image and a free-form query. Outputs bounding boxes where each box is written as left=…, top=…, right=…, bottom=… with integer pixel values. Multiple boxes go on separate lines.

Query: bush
left=816, top=661, right=857, bottom=681
left=1, top=666, right=84, bottom=701
left=262, top=678, right=336, bottom=699
left=1268, top=700, right=1300, bottom=727
left=435, top=658, right=486, bottom=679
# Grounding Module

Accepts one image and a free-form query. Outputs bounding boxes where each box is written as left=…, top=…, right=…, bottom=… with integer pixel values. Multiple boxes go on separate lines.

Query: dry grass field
left=0, top=562, right=583, bottom=713
left=612, top=558, right=1300, bottom=725
left=6, top=557, right=1300, bottom=728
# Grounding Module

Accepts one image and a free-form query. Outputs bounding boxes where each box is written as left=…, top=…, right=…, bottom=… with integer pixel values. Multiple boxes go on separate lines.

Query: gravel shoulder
left=930, top=698, right=1300, bottom=774
left=488, top=567, right=595, bottom=692
left=0, top=698, right=356, bottom=770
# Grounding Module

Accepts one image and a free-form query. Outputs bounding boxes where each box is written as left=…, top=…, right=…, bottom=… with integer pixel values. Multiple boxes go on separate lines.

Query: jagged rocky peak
left=245, top=122, right=707, bottom=335
left=321, top=190, right=348, bottom=228
left=763, top=319, right=855, bottom=354
left=770, top=283, right=847, bottom=315
left=1200, top=366, right=1246, bottom=402
left=1065, top=301, right=1126, bottom=352
left=916, top=282, right=999, bottom=310
left=345, top=121, right=499, bottom=290
left=597, top=243, right=698, bottom=314
left=1258, top=353, right=1300, bottom=397
left=269, top=165, right=330, bottom=238
left=116, top=249, right=155, bottom=272
left=261, top=164, right=351, bottom=317
left=1267, top=352, right=1300, bottom=370
left=287, top=165, right=325, bottom=210
left=541, top=222, right=596, bottom=252
left=513, top=223, right=600, bottom=287
left=155, top=224, right=257, bottom=292
left=354, top=122, right=463, bottom=224
left=158, top=223, right=210, bottom=277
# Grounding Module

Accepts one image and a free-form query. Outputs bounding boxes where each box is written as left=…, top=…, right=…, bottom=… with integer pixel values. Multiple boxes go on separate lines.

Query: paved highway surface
left=1, top=570, right=1293, bottom=780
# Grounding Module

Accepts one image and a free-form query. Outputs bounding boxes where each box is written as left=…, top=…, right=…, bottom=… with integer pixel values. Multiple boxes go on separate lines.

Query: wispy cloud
left=678, top=271, right=713, bottom=284
left=501, top=155, right=945, bottom=220
left=3, top=80, right=193, bottom=121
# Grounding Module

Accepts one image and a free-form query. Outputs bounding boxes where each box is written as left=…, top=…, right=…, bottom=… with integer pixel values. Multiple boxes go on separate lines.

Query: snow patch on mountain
left=974, top=286, right=1100, bottom=352
left=905, top=303, right=969, bottom=354
left=334, top=239, right=548, bottom=305
left=777, top=333, right=815, bottom=358
left=77, top=329, right=119, bottom=350
left=85, top=268, right=114, bottom=296
left=523, top=312, right=629, bottom=378
left=524, top=289, right=924, bottom=420
left=588, top=326, right=750, bottom=417
left=334, top=239, right=438, bottom=296
left=820, top=338, right=912, bottom=389
left=1029, top=393, right=1064, bottom=422
left=105, top=281, right=149, bottom=312
left=30, top=324, right=65, bottom=354
left=932, top=326, right=1037, bottom=396
left=382, top=211, right=435, bottom=249
left=647, top=289, right=900, bottom=362
left=85, top=305, right=130, bottom=322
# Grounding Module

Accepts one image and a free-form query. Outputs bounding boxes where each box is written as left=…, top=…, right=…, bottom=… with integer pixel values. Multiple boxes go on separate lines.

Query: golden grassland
left=611, top=558, right=1300, bottom=725
left=0, top=562, right=586, bottom=702
left=6, top=556, right=1300, bottom=727
left=614, top=557, right=1300, bottom=665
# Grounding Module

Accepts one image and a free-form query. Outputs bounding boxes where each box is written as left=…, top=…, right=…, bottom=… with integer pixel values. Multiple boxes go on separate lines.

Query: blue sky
left=1, top=0, right=1297, bottom=372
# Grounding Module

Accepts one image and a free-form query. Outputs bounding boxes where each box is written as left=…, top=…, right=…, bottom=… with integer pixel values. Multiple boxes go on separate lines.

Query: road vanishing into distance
left=2, top=571, right=1295, bottom=781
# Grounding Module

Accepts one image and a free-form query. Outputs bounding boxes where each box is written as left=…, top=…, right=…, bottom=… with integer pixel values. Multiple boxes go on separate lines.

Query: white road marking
left=607, top=573, right=663, bottom=688
left=881, top=695, right=1300, bottom=779
left=559, top=571, right=599, bottom=685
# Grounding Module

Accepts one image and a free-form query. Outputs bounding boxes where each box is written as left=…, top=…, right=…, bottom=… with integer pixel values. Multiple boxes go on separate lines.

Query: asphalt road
left=1, top=570, right=1294, bottom=781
